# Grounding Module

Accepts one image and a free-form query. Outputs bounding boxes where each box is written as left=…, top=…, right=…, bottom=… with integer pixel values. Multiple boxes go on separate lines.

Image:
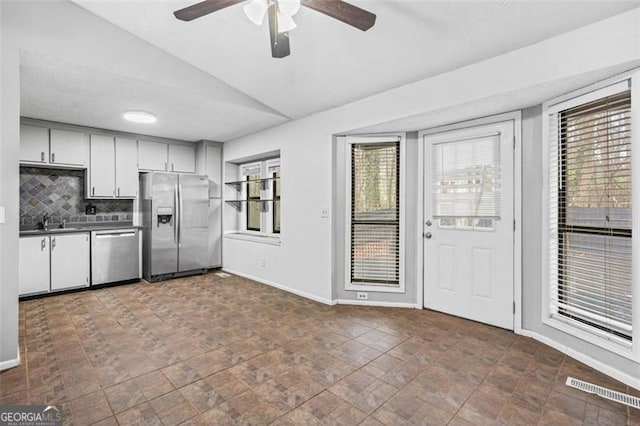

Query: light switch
left=0, top=207, right=4, bottom=224
left=320, top=208, right=329, bottom=218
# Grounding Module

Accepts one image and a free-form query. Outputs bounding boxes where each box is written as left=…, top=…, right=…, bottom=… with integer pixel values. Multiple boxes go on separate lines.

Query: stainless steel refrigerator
left=140, top=172, right=209, bottom=281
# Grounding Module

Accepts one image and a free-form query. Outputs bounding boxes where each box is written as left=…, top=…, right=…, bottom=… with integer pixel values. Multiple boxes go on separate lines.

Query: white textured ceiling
left=74, top=0, right=639, bottom=122
left=20, top=51, right=288, bottom=141
left=15, top=0, right=640, bottom=141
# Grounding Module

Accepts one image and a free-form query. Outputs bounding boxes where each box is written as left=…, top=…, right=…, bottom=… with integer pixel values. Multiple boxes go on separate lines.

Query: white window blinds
left=548, top=86, right=633, bottom=341
left=432, top=134, right=501, bottom=218
left=350, top=142, right=400, bottom=285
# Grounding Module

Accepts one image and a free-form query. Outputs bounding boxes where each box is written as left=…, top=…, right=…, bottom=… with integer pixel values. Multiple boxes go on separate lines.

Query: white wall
left=223, top=7, right=640, bottom=303
left=0, top=2, right=21, bottom=369
left=222, top=8, right=640, bottom=385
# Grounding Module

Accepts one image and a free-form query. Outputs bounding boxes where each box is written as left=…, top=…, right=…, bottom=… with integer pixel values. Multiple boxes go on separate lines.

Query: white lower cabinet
left=19, top=236, right=50, bottom=296
left=51, top=233, right=90, bottom=291
left=19, top=233, right=90, bottom=296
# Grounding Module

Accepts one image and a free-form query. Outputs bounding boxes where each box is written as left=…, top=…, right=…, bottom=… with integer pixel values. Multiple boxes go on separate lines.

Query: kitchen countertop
left=20, top=222, right=142, bottom=237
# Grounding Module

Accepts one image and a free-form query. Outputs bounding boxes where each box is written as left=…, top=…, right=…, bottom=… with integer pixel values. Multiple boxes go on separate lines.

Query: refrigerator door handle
left=179, top=184, right=184, bottom=244
left=174, top=184, right=179, bottom=244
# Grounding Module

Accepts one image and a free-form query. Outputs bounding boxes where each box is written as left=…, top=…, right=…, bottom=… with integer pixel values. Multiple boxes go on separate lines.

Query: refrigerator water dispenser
left=157, top=207, right=173, bottom=225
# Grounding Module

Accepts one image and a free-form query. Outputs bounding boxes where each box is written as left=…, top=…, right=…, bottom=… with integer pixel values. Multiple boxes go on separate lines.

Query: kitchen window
left=239, top=159, right=280, bottom=236
left=345, top=136, right=404, bottom=293
left=544, top=72, right=638, bottom=355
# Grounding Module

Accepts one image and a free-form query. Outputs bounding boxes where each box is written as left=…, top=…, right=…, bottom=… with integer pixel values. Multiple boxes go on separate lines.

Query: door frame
left=416, top=111, right=523, bottom=333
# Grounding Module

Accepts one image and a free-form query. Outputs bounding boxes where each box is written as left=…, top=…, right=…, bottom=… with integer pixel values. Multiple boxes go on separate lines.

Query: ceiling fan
left=173, top=0, right=377, bottom=58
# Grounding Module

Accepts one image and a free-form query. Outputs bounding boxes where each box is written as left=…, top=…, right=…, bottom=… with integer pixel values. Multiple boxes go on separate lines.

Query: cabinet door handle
left=41, top=238, right=46, bottom=251
left=92, top=187, right=95, bottom=196
left=117, top=187, right=120, bottom=197
left=171, top=163, right=174, bottom=172
left=41, top=152, right=45, bottom=162
left=51, top=152, right=55, bottom=163
left=51, top=237, right=56, bottom=249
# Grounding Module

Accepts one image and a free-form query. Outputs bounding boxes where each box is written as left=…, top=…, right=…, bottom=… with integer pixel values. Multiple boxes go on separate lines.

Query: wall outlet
left=261, top=257, right=267, bottom=267
left=356, top=292, right=368, bottom=300
left=320, top=208, right=329, bottom=218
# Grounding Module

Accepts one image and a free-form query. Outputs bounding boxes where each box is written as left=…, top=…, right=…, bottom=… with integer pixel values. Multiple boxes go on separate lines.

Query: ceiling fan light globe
left=277, top=12, right=297, bottom=33
left=243, top=0, right=268, bottom=25
left=278, top=0, right=300, bottom=16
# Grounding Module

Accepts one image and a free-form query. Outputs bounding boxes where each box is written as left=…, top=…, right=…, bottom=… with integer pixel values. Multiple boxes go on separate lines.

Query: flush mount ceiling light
left=123, top=111, right=157, bottom=124
left=173, top=0, right=376, bottom=59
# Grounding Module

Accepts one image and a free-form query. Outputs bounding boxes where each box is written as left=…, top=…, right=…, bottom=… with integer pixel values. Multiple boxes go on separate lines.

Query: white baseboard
left=0, top=348, right=20, bottom=371
left=518, top=329, right=640, bottom=391
left=222, top=269, right=336, bottom=306
left=336, top=299, right=419, bottom=309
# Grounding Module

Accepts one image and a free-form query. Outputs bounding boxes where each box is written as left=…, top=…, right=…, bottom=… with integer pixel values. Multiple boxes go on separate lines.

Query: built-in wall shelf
left=224, top=177, right=279, bottom=191
left=224, top=199, right=274, bottom=211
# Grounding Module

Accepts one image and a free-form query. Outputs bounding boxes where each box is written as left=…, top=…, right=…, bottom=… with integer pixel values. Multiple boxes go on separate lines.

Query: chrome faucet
left=42, top=213, right=50, bottom=230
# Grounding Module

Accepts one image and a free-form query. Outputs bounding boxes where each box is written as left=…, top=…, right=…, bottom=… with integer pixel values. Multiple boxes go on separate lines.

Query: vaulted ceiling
left=15, top=0, right=640, bottom=141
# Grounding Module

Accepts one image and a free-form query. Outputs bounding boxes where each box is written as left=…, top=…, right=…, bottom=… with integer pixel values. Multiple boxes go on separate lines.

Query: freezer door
left=151, top=173, right=178, bottom=275
left=178, top=174, right=209, bottom=272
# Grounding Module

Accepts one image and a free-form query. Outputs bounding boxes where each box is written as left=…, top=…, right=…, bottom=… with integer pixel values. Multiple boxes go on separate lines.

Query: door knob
left=425, top=220, right=432, bottom=227
left=424, top=232, right=432, bottom=239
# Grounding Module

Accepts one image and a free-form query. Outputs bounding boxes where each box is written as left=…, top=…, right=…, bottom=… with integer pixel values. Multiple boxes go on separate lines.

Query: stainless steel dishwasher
left=91, top=229, right=140, bottom=286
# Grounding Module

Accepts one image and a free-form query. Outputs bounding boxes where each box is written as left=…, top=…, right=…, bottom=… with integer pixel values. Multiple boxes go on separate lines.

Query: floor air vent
left=566, top=377, right=640, bottom=409
left=215, top=272, right=231, bottom=278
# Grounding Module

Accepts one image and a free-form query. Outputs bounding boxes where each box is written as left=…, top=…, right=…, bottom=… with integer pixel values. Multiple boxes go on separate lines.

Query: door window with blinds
left=346, top=137, right=403, bottom=291
left=546, top=77, right=636, bottom=348
left=432, top=134, right=501, bottom=231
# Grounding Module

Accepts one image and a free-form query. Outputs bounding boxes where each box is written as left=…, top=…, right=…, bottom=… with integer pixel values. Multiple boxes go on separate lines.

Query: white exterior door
left=423, top=120, right=514, bottom=330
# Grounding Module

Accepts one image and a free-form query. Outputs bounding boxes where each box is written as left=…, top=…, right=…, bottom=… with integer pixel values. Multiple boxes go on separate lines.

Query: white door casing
left=423, top=120, right=515, bottom=330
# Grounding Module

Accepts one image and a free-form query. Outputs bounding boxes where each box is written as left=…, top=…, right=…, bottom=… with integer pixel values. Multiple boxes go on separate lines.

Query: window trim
left=541, top=70, right=640, bottom=361
left=344, top=134, right=406, bottom=294
left=238, top=159, right=281, bottom=238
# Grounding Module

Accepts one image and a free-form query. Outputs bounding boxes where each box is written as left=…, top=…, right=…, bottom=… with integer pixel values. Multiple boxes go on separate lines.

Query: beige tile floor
left=1, top=272, right=638, bottom=425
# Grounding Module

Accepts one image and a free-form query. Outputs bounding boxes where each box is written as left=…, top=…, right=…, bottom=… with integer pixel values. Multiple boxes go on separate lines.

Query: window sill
left=543, top=316, right=634, bottom=361
left=224, top=232, right=281, bottom=246
left=345, top=283, right=405, bottom=294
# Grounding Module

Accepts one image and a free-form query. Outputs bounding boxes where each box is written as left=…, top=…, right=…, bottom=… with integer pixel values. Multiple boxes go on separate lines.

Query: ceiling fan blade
left=301, top=0, right=376, bottom=31
left=268, top=4, right=291, bottom=58
left=174, top=0, right=245, bottom=21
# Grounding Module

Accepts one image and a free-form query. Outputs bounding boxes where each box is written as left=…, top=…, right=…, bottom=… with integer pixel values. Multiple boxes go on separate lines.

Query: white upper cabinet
left=50, top=129, right=88, bottom=167
left=50, top=233, right=90, bottom=291
left=115, top=138, right=138, bottom=198
left=19, top=236, right=50, bottom=296
left=169, top=144, right=196, bottom=173
left=88, top=135, right=138, bottom=199
left=20, top=125, right=49, bottom=164
left=138, top=140, right=168, bottom=171
left=89, top=135, right=116, bottom=198
left=138, top=140, right=195, bottom=173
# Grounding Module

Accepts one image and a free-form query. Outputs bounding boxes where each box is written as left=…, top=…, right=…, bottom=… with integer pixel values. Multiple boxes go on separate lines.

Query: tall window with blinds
left=549, top=87, right=633, bottom=342
left=350, top=142, right=400, bottom=285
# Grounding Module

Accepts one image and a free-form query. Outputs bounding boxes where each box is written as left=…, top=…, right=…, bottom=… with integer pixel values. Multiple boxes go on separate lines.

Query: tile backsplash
left=20, top=167, right=133, bottom=226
